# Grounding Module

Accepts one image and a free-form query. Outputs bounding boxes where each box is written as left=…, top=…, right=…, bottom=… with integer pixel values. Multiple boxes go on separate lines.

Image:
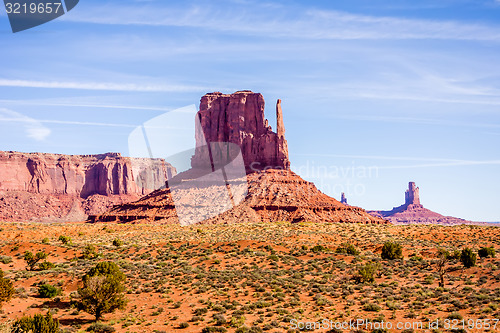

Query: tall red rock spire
left=405, top=181, right=421, bottom=206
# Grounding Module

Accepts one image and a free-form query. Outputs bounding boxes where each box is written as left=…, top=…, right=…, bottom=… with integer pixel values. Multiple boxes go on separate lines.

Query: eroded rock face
left=0, top=151, right=176, bottom=222
left=92, top=170, right=387, bottom=225
left=0, top=151, right=175, bottom=198
left=191, top=91, right=290, bottom=172
left=369, top=182, right=470, bottom=225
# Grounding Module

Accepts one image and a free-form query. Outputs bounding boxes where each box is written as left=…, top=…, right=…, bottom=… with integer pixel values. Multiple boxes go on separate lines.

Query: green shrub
left=77, top=261, right=127, bottom=321
left=38, top=261, right=55, bottom=271
left=311, top=245, right=326, bottom=253
left=335, top=243, right=360, bottom=255
left=86, top=322, right=116, bottom=332
left=478, top=247, right=496, bottom=258
left=38, top=284, right=61, bottom=298
left=13, top=312, right=59, bottom=333
left=42, top=238, right=50, bottom=244
left=112, top=239, right=123, bottom=247
left=0, top=269, right=15, bottom=308
left=356, top=263, right=379, bottom=283
left=460, top=248, right=477, bottom=268
left=59, top=235, right=72, bottom=245
left=83, top=244, right=99, bottom=259
left=23, top=251, right=48, bottom=271
left=381, top=241, right=403, bottom=260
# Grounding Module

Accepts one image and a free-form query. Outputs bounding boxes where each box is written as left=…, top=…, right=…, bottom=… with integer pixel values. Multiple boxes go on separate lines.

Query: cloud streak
left=61, top=2, right=500, bottom=41
left=0, top=108, right=51, bottom=141
left=0, top=78, right=210, bottom=92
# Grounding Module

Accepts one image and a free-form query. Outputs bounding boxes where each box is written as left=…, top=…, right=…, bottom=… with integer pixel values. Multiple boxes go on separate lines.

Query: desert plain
left=0, top=221, right=499, bottom=333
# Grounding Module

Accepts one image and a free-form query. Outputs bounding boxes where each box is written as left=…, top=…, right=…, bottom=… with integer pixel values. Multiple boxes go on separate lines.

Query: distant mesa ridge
left=368, top=181, right=471, bottom=225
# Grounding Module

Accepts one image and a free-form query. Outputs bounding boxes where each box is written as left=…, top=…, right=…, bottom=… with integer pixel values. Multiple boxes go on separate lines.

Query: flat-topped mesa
left=404, top=182, right=422, bottom=207
left=191, top=91, right=291, bottom=173
left=0, top=151, right=176, bottom=198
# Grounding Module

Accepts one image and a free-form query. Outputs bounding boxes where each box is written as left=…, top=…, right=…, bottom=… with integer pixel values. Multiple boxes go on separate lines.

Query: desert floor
left=0, top=221, right=499, bottom=333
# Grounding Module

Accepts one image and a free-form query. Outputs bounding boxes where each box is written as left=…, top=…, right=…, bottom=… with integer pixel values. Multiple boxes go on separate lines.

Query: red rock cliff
left=191, top=91, right=290, bottom=172
left=0, top=151, right=176, bottom=198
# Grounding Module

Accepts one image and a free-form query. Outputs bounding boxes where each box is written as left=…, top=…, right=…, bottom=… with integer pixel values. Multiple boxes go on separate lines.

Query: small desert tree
left=381, top=241, right=403, bottom=260
left=435, top=249, right=450, bottom=288
left=461, top=248, right=477, bottom=268
left=23, top=251, right=48, bottom=271
left=0, top=269, right=15, bottom=308
left=12, top=312, right=59, bottom=333
left=77, top=261, right=127, bottom=321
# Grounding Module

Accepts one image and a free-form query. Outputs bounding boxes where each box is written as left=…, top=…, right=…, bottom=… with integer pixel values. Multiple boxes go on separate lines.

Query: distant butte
left=368, top=182, right=472, bottom=225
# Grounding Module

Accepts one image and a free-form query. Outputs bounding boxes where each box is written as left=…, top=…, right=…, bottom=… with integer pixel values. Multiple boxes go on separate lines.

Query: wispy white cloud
left=61, top=2, right=500, bottom=41
left=0, top=78, right=210, bottom=92
left=0, top=98, right=175, bottom=112
left=0, top=108, right=51, bottom=141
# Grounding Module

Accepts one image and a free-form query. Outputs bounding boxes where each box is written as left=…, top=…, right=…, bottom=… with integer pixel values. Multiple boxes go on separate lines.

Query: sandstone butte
left=0, top=152, right=176, bottom=222
left=368, top=182, right=473, bottom=225
left=93, top=91, right=387, bottom=225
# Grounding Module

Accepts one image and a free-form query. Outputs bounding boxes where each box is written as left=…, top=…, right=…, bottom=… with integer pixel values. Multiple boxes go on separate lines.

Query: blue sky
left=1, top=0, right=500, bottom=221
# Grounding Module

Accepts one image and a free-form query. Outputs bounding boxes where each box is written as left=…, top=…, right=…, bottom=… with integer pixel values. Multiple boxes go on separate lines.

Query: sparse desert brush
left=86, top=322, right=116, bottom=332
left=12, top=312, right=59, bottom=333
left=112, top=238, right=123, bottom=247
left=381, top=241, right=403, bottom=260
left=335, top=243, right=360, bottom=255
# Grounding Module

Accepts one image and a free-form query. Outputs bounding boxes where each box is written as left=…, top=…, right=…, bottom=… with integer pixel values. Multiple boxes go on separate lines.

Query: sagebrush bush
left=381, top=242, right=403, bottom=260
left=112, top=239, right=123, bottom=247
